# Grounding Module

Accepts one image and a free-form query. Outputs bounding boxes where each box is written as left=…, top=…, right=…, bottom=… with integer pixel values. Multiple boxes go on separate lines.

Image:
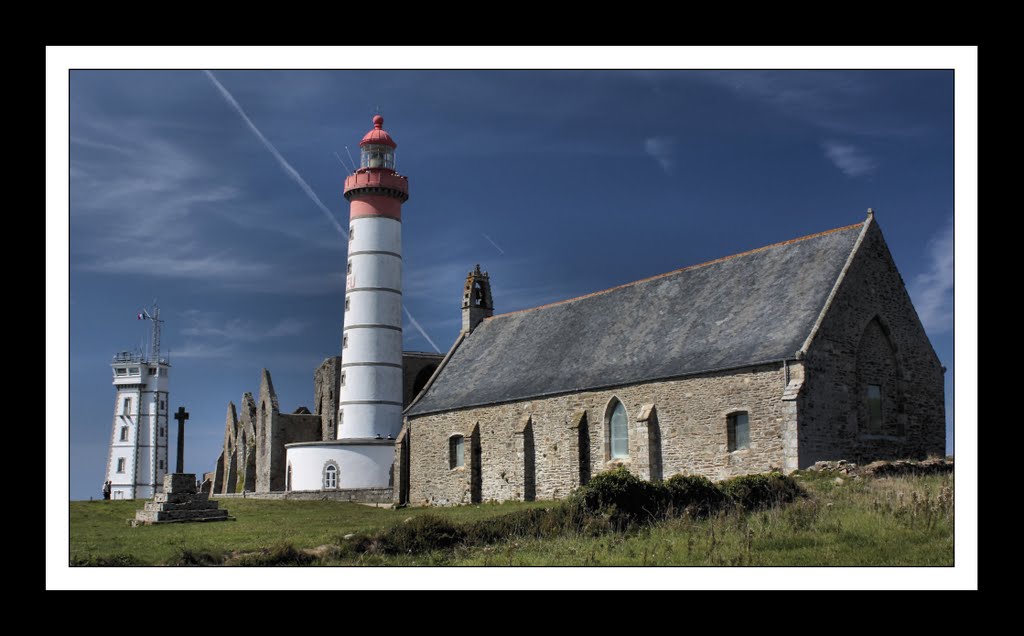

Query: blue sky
left=68, top=70, right=954, bottom=501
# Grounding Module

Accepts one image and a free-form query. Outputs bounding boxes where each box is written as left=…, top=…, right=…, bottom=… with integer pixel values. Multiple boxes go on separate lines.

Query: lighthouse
left=285, top=115, right=409, bottom=491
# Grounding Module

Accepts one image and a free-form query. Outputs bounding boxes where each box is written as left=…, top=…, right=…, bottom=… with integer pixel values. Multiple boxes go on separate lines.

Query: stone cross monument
left=174, top=406, right=189, bottom=473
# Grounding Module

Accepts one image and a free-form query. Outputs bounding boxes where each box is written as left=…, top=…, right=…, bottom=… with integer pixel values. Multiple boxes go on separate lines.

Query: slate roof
left=407, top=221, right=866, bottom=416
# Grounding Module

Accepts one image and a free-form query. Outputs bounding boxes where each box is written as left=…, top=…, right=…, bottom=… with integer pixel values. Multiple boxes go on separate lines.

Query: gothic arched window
left=607, top=399, right=629, bottom=460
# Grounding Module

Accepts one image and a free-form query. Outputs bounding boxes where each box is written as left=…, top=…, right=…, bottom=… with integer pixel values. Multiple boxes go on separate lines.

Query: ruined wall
left=404, top=363, right=792, bottom=505
left=798, top=219, right=946, bottom=465
left=236, top=393, right=258, bottom=493
left=220, top=402, right=238, bottom=495
left=270, top=413, right=323, bottom=490
left=314, top=357, right=341, bottom=440
left=401, top=353, right=444, bottom=408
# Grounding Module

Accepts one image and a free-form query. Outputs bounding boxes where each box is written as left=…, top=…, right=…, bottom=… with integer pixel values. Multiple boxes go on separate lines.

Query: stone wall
left=314, top=357, right=341, bottom=441
left=270, top=413, right=322, bottom=490
left=798, top=218, right=946, bottom=465
left=401, top=353, right=444, bottom=408
left=403, top=363, right=792, bottom=505
left=236, top=393, right=258, bottom=493
left=213, top=487, right=392, bottom=502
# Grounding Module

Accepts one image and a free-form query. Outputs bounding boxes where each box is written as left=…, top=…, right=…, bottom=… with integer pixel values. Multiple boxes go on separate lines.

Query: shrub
left=568, top=467, right=670, bottom=528
left=720, top=472, right=803, bottom=511
left=232, top=542, right=316, bottom=566
left=664, top=474, right=726, bottom=519
left=165, top=546, right=223, bottom=566
left=377, top=515, right=467, bottom=554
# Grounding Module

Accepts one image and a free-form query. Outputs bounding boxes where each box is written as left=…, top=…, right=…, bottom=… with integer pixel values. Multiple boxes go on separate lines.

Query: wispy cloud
left=700, top=71, right=927, bottom=139
left=909, top=219, right=954, bottom=335
left=203, top=70, right=347, bottom=238
left=821, top=140, right=876, bottom=178
left=481, top=233, right=505, bottom=255
left=180, top=311, right=309, bottom=342
left=403, top=305, right=441, bottom=353
left=644, top=136, right=675, bottom=175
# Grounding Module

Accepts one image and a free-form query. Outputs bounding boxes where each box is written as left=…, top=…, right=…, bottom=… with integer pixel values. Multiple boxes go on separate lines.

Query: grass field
left=69, top=470, right=953, bottom=566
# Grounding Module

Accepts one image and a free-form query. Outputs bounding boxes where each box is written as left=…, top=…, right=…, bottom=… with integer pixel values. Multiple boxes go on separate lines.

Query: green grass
left=69, top=472, right=953, bottom=566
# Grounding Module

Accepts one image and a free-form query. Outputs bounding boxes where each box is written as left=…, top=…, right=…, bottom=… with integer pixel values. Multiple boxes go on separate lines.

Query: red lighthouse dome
left=360, top=114, right=397, bottom=148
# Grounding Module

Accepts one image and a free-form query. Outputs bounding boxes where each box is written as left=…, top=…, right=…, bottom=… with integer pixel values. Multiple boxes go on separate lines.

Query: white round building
left=286, top=115, right=409, bottom=492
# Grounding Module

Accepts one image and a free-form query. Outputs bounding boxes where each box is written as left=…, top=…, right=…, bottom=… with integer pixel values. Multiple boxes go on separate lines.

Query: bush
left=720, top=472, right=803, bottom=511
left=664, top=474, right=726, bottom=519
left=569, top=467, right=670, bottom=528
left=165, top=546, right=223, bottom=566
left=232, top=542, right=317, bottom=566
left=377, top=515, right=467, bottom=555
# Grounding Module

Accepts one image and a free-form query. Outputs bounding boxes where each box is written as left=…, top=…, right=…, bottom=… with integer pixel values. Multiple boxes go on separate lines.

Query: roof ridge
left=487, top=220, right=866, bottom=321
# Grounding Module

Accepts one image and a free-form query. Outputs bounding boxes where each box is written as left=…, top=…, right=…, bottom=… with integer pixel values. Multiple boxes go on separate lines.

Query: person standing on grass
left=102, top=480, right=111, bottom=500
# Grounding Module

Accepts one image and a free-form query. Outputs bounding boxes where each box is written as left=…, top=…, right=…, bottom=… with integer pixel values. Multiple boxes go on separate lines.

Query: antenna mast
left=148, top=300, right=164, bottom=364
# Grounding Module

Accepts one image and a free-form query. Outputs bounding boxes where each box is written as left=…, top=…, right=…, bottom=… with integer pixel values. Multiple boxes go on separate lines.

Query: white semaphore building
left=104, top=304, right=170, bottom=500
left=285, top=115, right=409, bottom=491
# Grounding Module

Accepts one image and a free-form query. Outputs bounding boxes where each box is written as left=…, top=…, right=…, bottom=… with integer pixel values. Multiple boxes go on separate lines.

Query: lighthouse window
left=115, top=367, right=127, bottom=376
left=345, top=298, right=351, bottom=312
left=149, top=367, right=157, bottom=376
left=340, top=372, right=346, bottom=386
left=116, top=458, right=126, bottom=473
left=119, top=426, right=128, bottom=442
left=343, top=334, right=349, bottom=349
left=122, top=398, right=131, bottom=416
left=347, top=261, right=353, bottom=275
left=349, top=226, right=355, bottom=241
left=360, top=144, right=395, bottom=170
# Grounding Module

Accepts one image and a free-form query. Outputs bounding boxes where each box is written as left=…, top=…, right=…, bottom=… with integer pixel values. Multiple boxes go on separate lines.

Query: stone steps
left=133, top=473, right=233, bottom=526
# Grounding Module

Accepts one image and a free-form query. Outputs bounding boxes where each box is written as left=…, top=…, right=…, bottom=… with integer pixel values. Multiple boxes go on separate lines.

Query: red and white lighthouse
left=285, top=115, right=409, bottom=491
left=339, top=115, right=408, bottom=439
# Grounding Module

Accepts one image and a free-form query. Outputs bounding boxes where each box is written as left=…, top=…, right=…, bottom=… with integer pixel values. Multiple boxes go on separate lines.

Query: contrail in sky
left=482, top=233, right=505, bottom=255
left=403, top=306, right=441, bottom=353
left=203, top=70, right=347, bottom=238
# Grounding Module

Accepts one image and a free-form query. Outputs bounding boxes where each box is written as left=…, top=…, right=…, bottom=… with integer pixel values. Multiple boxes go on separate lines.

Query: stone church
left=394, top=211, right=946, bottom=505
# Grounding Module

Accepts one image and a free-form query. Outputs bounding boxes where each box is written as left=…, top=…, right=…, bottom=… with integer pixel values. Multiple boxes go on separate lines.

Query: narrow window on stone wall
left=727, top=412, right=750, bottom=451
left=608, top=399, right=628, bottom=459
left=122, top=397, right=131, bottom=416
left=867, top=385, right=883, bottom=434
left=449, top=435, right=465, bottom=469
left=116, top=458, right=126, bottom=473
left=119, top=426, right=128, bottom=442
left=324, top=463, right=338, bottom=489
left=159, top=459, right=164, bottom=470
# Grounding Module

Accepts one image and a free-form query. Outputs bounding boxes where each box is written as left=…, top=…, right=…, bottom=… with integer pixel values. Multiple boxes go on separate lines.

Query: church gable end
left=797, top=217, right=945, bottom=466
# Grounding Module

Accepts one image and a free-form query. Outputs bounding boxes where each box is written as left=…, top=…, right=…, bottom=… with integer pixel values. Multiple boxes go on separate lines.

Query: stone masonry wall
left=404, top=363, right=792, bottom=505
left=268, top=413, right=322, bottom=491
left=314, top=357, right=341, bottom=441
left=798, top=218, right=946, bottom=465
left=402, top=353, right=444, bottom=408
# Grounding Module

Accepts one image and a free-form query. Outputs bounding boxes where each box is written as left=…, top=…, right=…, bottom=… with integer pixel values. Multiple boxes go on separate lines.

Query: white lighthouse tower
left=286, top=115, right=409, bottom=491
left=104, top=303, right=170, bottom=500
